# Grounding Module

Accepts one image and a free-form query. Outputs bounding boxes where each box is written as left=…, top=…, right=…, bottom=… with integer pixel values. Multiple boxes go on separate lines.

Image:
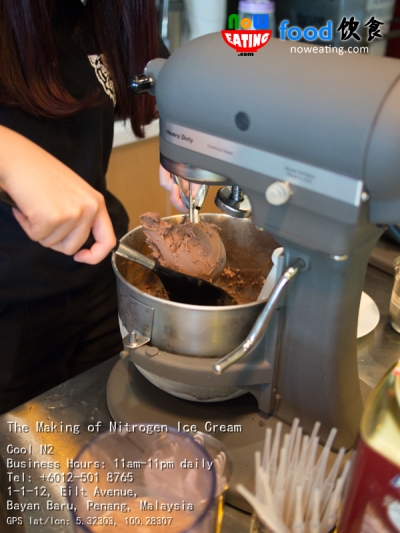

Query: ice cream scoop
left=140, top=212, right=226, bottom=281
left=172, top=177, right=227, bottom=279
left=114, top=242, right=235, bottom=306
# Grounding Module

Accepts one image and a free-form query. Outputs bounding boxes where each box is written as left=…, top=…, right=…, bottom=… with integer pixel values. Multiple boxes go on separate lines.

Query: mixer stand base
left=107, top=358, right=371, bottom=513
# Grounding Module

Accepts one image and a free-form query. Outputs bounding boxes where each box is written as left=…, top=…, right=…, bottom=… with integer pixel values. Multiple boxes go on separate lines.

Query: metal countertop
left=0, top=263, right=399, bottom=533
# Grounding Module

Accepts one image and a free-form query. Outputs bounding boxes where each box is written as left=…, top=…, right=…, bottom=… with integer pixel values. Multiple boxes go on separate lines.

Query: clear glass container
left=67, top=425, right=217, bottom=533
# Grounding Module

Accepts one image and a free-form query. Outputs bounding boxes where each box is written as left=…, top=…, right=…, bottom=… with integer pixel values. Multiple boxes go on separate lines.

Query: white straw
left=308, top=487, right=320, bottom=533
left=320, top=447, right=346, bottom=514
left=321, top=478, right=343, bottom=533
left=313, top=428, right=337, bottom=488
left=292, top=485, right=305, bottom=533
left=258, top=465, right=280, bottom=517
left=306, top=428, right=337, bottom=523
left=274, top=435, right=289, bottom=517
left=263, top=427, right=272, bottom=472
left=237, top=483, right=291, bottom=533
left=255, top=450, right=263, bottom=498
left=284, top=426, right=303, bottom=523
left=244, top=419, right=347, bottom=533
left=308, top=422, right=322, bottom=451
left=296, top=434, right=310, bottom=480
left=289, top=427, right=303, bottom=475
left=302, top=436, right=319, bottom=514
left=270, top=422, right=283, bottom=489
left=287, top=418, right=300, bottom=466
left=321, top=461, right=350, bottom=533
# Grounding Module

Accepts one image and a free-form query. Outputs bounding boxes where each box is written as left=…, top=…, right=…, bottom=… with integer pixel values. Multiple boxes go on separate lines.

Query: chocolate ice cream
left=140, top=212, right=226, bottom=281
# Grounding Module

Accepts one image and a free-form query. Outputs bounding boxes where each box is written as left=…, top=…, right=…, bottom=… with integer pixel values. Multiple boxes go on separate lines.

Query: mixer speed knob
left=265, top=181, right=292, bottom=206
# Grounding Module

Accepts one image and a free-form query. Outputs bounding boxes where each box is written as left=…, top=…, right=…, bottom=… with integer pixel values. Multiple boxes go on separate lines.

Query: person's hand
left=159, top=165, right=188, bottom=212
left=159, top=165, right=201, bottom=213
left=0, top=126, right=116, bottom=264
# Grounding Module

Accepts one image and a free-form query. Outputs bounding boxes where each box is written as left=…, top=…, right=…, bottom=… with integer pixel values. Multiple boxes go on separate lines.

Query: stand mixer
left=109, top=35, right=400, bottom=509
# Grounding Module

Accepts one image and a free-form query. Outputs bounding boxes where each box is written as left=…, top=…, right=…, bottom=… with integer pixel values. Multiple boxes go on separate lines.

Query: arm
left=0, top=126, right=116, bottom=264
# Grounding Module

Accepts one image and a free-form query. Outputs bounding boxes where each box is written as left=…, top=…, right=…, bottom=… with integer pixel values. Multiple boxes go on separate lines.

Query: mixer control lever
left=213, top=258, right=305, bottom=374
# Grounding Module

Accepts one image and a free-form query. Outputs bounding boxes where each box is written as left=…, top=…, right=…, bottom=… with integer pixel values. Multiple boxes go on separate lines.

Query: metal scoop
left=114, top=242, right=236, bottom=306
left=172, top=175, right=208, bottom=224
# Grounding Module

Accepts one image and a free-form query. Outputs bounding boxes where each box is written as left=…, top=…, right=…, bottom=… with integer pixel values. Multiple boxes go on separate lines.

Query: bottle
left=238, top=1, right=275, bottom=36
left=185, top=0, right=228, bottom=41
left=389, top=256, right=400, bottom=333
left=337, top=359, right=400, bottom=532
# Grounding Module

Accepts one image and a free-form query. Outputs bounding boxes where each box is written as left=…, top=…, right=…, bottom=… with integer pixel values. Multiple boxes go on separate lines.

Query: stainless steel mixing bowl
left=113, top=214, right=278, bottom=358
left=112, top=214, right=278, bottom=402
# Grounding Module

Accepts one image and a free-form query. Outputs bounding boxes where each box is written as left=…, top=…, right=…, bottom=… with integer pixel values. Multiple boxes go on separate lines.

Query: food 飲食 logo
left=221, top=13, right=272, bottom=54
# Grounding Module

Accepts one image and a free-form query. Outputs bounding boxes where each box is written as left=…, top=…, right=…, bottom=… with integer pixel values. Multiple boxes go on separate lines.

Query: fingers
left=19, top=206, right=93, bottom=250
left=0, top=127, right=118, bottom=264
left=169, top=183, right=189, bottom=212
left=13, top=194, right=117, bottom=264
left=74, top=205, right=117, bottom=264
left=160, top=165, right=202, bottom=213
left=159, top=165, right=174, bottom=191
left=159, top=166, right=188, bottom=212
left=73, top=240, right=115, bottom=264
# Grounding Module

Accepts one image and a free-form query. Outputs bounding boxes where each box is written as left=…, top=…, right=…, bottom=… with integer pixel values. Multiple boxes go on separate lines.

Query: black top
left=0, top=0, right=129, bottom=304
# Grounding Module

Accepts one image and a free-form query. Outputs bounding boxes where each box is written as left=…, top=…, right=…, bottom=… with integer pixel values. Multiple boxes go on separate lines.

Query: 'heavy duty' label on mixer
left=162, top=121, right=364, bottom=208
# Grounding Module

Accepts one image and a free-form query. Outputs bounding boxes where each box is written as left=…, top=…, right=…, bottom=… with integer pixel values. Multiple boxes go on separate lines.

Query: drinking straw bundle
left=237, top=419, right=351, bottom=533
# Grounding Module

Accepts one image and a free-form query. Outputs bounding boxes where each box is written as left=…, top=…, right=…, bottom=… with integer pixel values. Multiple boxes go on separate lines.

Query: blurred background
left=155, top=0, right=400, bottom=56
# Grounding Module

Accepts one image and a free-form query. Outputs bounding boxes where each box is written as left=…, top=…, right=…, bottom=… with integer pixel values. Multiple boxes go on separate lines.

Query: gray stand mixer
left=108, top=35, right=400, bottom=509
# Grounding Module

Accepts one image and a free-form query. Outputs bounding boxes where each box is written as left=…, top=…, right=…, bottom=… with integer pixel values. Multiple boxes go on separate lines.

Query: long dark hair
left=0, top=0, right=158, bottom=137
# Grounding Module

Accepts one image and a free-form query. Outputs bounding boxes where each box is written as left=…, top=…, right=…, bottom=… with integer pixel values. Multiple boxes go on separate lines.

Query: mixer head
left=132, top=35, right=400, bottom=251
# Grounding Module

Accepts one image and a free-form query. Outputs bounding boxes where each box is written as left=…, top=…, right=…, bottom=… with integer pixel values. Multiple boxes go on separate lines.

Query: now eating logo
left=221, top=13, right=272, bottom=53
